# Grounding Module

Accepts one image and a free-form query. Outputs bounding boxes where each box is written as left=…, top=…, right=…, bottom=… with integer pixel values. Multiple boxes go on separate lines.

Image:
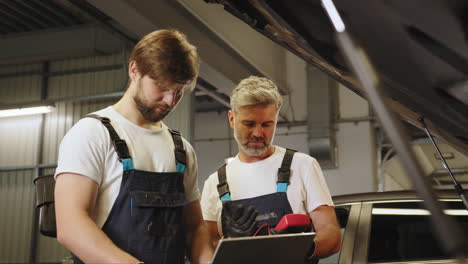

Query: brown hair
left=130, top=29, right=199, bottom=88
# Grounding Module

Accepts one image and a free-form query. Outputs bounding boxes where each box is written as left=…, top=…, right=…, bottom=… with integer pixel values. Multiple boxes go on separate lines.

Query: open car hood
left=207, top=0, right=468, bottom=155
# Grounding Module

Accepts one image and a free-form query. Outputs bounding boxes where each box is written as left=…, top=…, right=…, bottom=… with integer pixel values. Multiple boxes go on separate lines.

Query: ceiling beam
left=0, top=25, right=126, bottom=65
left=177, top=0, right=289, bottom=91
left=86, top=0, right=263, bottom=88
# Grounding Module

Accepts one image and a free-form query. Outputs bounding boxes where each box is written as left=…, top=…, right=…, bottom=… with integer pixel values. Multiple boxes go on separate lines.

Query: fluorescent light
left=321, top=0, right=346, bottom=32
left=372, top=208, right=468, bottom=216
left=0, top=106, right=55, bottom=118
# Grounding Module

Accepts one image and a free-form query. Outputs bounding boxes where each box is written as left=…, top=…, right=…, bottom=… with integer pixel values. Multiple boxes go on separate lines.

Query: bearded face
left=233, top=125, right=271, bottom=156
left=229, top=104, right=278, bottom=157
left=133, top=75, right=184, bottom=123
left=133, top=87, right=172, bottom=123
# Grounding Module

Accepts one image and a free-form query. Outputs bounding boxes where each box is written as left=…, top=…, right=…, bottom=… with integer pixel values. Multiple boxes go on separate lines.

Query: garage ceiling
left=0, top=0, right=233, bottom=112
left=0, top=0, right=87, bottom=34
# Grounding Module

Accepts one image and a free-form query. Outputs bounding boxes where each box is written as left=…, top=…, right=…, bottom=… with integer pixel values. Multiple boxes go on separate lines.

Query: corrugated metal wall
left=0, top=52, right=193, bottom=263
left=0, top=63, right=42, bottom=104
left=0, top=115, right=42, bottom=168
left=0, top=62, right=44, bottom=263
left=0, top=169, right=35, bottom=264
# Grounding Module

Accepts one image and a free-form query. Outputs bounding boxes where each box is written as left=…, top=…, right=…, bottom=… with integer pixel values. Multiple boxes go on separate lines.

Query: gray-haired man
left=201, top=76, right=341, bottom=261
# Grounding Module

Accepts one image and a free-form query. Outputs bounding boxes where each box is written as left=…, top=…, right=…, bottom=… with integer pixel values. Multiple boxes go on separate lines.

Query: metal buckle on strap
left=174, top=147, right=186, bottom=165
left=277, top=168, right=291, bottom=183
left=113, top=139, right=130, bottom=159
left=217, top=182, right=230, bottom=198
left=170, top=129, right=181, bottom=136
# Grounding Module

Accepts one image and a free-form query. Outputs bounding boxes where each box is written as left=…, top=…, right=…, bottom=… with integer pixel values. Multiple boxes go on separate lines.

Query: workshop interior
left=0, top=0, right=467, bottom=263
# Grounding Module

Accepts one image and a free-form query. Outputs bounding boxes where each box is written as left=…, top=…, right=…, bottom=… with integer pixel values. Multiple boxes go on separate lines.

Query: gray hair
left=230, top=76, right=283, bottom=112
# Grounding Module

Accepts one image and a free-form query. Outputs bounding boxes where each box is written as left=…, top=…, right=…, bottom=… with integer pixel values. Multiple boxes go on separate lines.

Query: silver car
left=321, top=191, right=468, bottom=264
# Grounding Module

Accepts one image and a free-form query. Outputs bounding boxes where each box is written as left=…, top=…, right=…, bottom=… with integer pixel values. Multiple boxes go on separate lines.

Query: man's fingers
left=237, top=205, right=256, bottom=224
left=232, top=204, right=245, bottom=221
left=222, top=204, right=260, bottom=237
left=239, top=208, right=258, bottom=230
left=246, top=212, right=259, bottom=234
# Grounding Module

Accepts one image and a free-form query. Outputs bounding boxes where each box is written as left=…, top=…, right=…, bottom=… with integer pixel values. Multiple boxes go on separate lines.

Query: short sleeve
left=182, top=140, right=201, bottom=203
left=54, top=118, right=108, bottom=184
left=200, top=173, right=222, bottom=222
left=302, top=157, right=334, bottom=212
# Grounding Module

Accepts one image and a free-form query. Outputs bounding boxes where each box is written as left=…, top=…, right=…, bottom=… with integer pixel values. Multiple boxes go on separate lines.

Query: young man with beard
left=200, top=76, right=341, bottom=261
left=54, top=29, right=213, bottom=264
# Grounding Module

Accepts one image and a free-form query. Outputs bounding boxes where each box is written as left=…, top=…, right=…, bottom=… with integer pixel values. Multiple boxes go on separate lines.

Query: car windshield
left=368, top=201, right=468, bottom=263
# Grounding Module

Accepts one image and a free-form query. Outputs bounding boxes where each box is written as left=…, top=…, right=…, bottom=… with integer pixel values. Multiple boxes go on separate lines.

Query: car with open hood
left=203, top=1, right=468, bottom=262
left=205, top=0, right=468, bottom=157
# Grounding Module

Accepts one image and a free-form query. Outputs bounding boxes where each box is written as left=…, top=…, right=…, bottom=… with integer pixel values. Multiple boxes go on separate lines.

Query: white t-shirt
left=201, top=146, right=333, bottom=235
left=55, top=106, right=200, bottom=228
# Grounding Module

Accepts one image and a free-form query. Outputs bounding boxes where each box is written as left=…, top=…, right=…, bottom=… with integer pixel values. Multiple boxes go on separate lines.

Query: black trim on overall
left=216, top=148, right=297, bottom=200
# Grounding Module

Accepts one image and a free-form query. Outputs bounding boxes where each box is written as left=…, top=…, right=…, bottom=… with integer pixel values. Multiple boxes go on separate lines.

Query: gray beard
left=239, top=143, right=270, bottom=156
left=234, top=130, right=270, bottom=157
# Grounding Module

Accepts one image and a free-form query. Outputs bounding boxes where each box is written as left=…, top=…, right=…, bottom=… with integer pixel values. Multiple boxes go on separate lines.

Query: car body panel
left=354, top=204, right=372, bottom=264
left=328, top=191, right=467, bottom=264
left=333, top=190, right=462, bottom=205
left=338, top=204, right=360, bottom=264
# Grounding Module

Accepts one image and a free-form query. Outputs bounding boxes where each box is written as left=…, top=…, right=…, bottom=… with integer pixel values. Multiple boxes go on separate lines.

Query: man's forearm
left=57, top=212, right=139, bottom=264
left=312, top=223, right=341, bottom=258
left=187, top=222, right=214, bottom=264
left=55, top=174, right=140, bottom=264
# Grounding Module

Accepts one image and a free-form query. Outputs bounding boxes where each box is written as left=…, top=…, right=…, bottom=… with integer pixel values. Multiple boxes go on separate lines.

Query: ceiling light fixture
left=0, top=105, right=55, bottom=118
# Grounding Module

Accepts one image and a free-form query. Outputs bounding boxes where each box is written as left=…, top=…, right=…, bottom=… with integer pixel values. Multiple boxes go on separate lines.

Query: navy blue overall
left=72, top=115, right=187, bottom=264
left=217, top=149, right=297, bottom=236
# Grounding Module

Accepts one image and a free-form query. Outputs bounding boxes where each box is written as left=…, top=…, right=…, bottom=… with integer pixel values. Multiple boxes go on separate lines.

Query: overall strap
left=276, top=149, right=297, bottom=193
left=216, top=164, right=231, bottom=202
left=168, top=129, right=187, bottom=174
left=86, top=114, right=134, bottom=170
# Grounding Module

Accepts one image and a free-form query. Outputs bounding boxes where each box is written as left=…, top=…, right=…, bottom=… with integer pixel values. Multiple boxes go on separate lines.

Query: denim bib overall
left=217, top=149, right=297, bottom=235
left=73, top=115, right=187, bottom=264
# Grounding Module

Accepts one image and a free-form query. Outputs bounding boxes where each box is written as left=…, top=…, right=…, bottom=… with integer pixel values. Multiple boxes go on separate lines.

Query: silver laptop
left=210, top=232, right=316, bottom=264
